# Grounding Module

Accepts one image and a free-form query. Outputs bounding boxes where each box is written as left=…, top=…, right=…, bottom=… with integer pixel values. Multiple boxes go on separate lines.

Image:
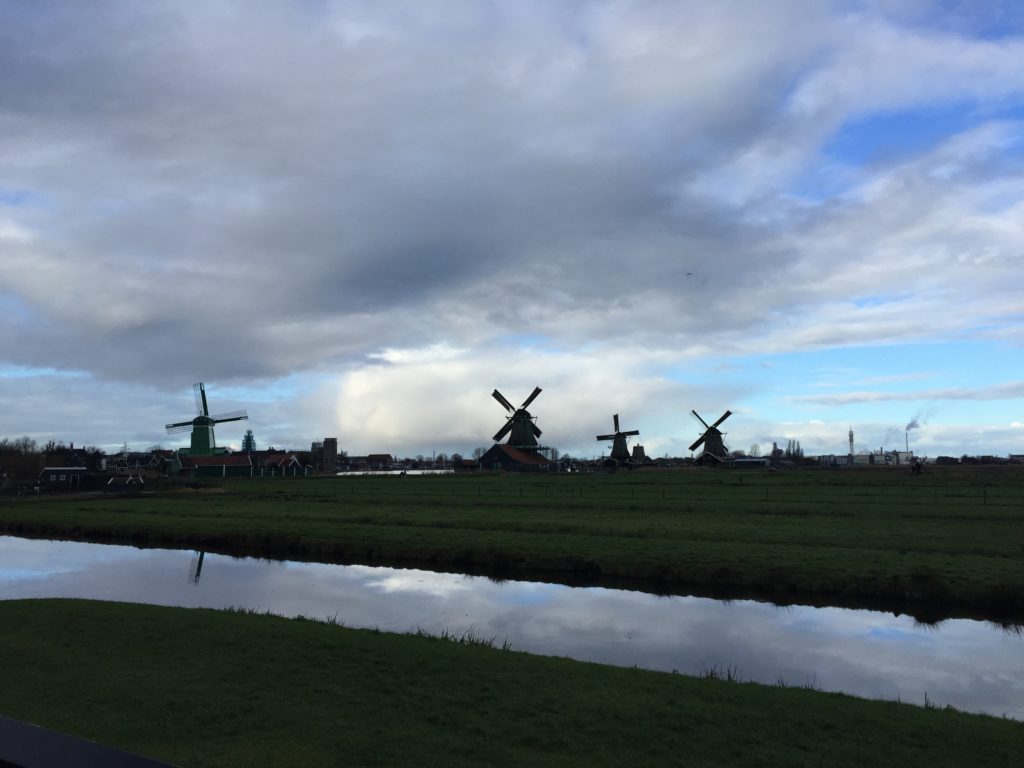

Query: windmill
left=596, top=414, right=640, bottom=464
left=188, top=551, right=206, bottom=584
left=689, top=409, right=732, bottom=464
left=492, top=387, right=544, bottom=453
left=165, top=382, right=248, bottom=456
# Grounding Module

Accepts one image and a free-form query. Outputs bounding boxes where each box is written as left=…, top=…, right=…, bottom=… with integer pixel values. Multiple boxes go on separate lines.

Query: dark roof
left=178, top=454, right=253, bottom=468
left=367, top=454, right=394, bottom=463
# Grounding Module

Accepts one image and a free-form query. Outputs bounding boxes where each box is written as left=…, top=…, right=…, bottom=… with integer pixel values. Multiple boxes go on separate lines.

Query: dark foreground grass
left=0, top=599, right=1020, bottom=767
left=3, top=466, right=1024, bottom=616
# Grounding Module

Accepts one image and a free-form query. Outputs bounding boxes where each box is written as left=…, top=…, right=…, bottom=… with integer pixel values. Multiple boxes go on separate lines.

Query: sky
left=1, top=0, right=1022, bottom=460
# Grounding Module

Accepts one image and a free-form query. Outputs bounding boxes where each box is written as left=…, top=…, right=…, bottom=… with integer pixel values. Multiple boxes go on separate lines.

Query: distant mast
left=848, top=427, right=854, bottom=458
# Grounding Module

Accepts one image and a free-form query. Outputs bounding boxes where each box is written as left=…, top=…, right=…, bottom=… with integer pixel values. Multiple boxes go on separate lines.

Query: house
left=38, top=466, right=90, bottom=491
left=367, top=454, right=394, bottom=471
left=731, top=456, right=771, bottom=468
left=477, top=444, right=551, bottom=472
left=172, top=453, right=254, bottom=478
left=265, top=453, right=307, bottom=476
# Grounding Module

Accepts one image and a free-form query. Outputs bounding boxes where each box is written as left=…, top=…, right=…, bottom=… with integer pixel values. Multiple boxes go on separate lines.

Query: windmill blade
left=622, top=430, right=640, bottom=437
left=493, top=420, right=514, bottom=442
left=210, top=409, right=249, bottom=423
left=613, top=414, right=620, bottom=432
left=520, top=386, right=542, bottom=410
left=492, top=389, right=514, bottom=412
left=711, top=410, right=733, bottom=429
left=596, top=433, right=616, bottom=441
left=531, top=422, right=542, bottom=438
left=166, top=423, right=194, bottom=435
left=193, top=382, right=211, bottom=417
left=691, top=410, right=711, bottom=429
left=689, top=434, right=707, bottom=452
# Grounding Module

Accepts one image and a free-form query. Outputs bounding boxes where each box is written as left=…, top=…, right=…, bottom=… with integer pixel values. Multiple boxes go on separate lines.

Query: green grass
left=0, top=599, right=1020, bottom=767
left=3, top=466, right=1024, bottom=616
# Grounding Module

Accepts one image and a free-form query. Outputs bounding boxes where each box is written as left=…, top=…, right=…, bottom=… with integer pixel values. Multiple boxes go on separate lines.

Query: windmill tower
left=492, top=387, right=545, bottom=453
left=689, top=409, right=732, bottom=464
left=165, top=382, right=248, bottom=457
left=596, top=414, right=640, bottom=464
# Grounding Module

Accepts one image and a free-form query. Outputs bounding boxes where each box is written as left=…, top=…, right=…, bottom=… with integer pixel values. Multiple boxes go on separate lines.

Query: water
left=2, top=535, right=1022, bottom=719
left=336, top=469, right=454, bottom=476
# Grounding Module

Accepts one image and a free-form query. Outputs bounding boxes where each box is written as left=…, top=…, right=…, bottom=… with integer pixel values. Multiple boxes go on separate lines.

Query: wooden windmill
left=165, top=382, right=248, bottom=456
left=492, top=387, right=544, bottom=453
left=596, top=414, right=640, bottom=464
left=689, top=409, right=732, bottom=463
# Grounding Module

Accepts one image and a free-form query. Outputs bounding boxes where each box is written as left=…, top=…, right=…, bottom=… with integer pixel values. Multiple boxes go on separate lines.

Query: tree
left=0, top=436, right=43, bottom=481
left=0, top=437, right=38, bottom=454
left=749, top=443, right=761, bottom=457
left=472, top=446, right=487, bottom=460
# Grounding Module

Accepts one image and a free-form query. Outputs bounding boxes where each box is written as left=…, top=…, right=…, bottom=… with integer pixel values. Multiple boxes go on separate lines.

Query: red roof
left=490, top=444, right=550, bottom=465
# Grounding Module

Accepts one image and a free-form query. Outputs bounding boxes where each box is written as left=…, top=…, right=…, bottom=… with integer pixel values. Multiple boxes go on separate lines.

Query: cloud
left=334, top=342, right=741, bottom=457
left=0, top=2, right=1022, bottom=457
left=795, top=381, right=1024, bottom=406
left=0, top=2, right=1018, bottom=384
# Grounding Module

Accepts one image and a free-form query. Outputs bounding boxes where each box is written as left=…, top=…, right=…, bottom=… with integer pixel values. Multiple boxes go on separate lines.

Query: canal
left=2, top=534, right=1021, bottom=719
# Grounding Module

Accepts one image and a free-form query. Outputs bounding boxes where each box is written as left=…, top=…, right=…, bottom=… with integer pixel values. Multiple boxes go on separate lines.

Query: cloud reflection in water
left=1, top=535, right=1021, bottom=719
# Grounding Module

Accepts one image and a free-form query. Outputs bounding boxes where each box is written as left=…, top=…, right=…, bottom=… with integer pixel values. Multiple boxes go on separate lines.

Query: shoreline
left=3, top=524, right=1021, bottom=626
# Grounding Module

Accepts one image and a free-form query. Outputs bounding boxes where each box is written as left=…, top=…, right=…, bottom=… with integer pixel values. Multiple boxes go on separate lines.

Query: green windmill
left=165, top=382, right=248, bottom=456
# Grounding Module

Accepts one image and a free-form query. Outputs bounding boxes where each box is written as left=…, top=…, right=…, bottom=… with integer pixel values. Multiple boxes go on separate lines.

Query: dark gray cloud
left=0, top=2, right=1022, bottom=454
left=0, top=2, right=831, bottom=383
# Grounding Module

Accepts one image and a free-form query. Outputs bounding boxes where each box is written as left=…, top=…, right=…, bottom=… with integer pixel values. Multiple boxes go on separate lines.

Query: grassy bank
left=0, top=599, right=1020, bottom=767
left=2, top=467, right=1024, bottom=617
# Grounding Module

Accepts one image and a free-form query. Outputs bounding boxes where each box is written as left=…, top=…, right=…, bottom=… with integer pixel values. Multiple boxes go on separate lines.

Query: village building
left=477, top=444, right=551, bottom=472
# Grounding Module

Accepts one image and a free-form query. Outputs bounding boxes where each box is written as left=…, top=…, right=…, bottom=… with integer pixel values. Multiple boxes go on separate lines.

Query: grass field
left=2, top=466, right=1023, bottom=618
left=1, top=598, right=1021, bottom=767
